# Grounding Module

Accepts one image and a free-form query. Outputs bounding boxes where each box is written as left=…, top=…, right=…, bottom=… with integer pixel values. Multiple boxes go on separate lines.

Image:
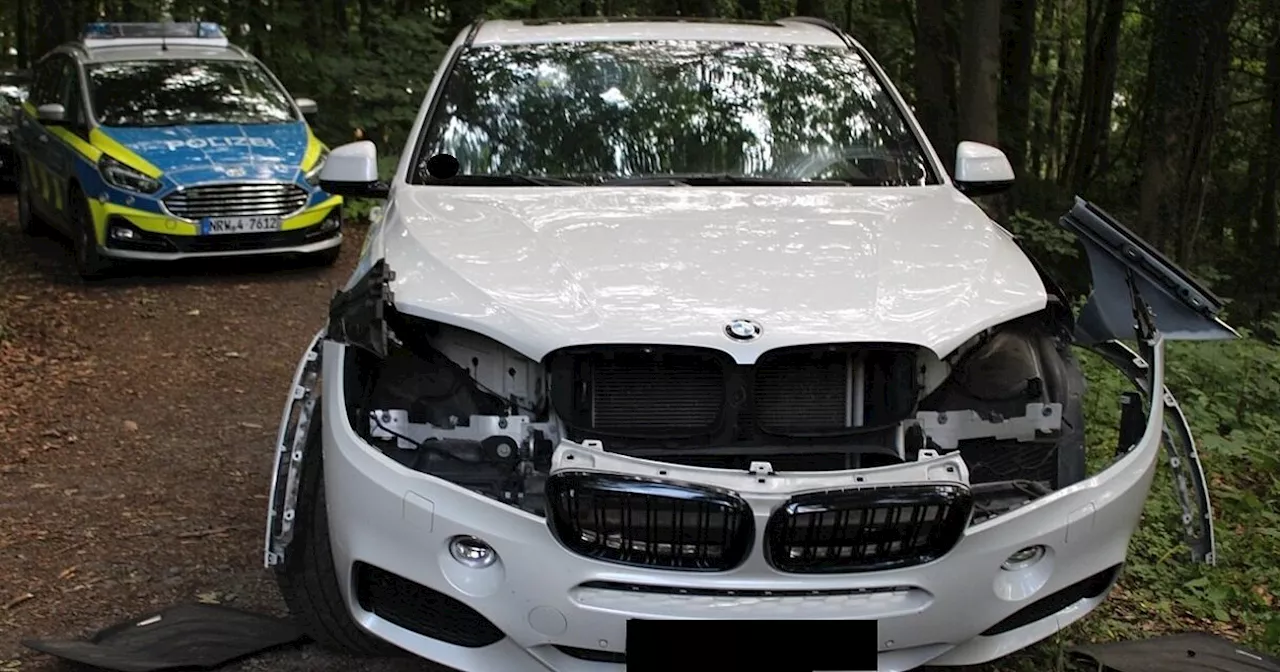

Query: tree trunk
left=1068, top=0, right=1125, bottom=192
left=958, top=0, right=1001, bottom=145
left=740, top=0, right=762, bottom=19
left=1045, top=9, right=1070, bottom=182
left=999, top=0, right=1035, bottom=179
left=1028, top=0, right=1055, bottom=178
left=1253, top=14, right=1280, bottom=252
left=1135, top=0, right=1238, bottom=256
left=797, top=0, right=826, bottom=17
left=914, top=0, right=957, bottom=170
left=36, top=0, right=65, bottom=58
left=15, top=0, right=29, bottom=68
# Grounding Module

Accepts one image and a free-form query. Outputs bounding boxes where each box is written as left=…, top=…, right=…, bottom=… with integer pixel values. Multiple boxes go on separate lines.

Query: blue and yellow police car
left=13, top=22, right=343, bottom=278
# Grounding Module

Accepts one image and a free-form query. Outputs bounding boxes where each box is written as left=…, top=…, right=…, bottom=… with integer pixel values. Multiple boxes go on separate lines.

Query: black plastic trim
left=354, top=562, right=505, bottom=648
left=981, top=563, right=1122, bottom=636
left=764, top=483, right=972, bottom=574
left=1059, top=197, right=1237, bottom=343
left=544, top=471, right=755, bottom=572
left=578, top=580, right=914, bottom=598
left=327, top=258, right=394, bottom=358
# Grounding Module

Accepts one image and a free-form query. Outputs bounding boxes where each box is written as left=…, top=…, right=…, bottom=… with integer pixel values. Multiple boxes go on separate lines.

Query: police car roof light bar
left=80, top=22, right=230, bottom=49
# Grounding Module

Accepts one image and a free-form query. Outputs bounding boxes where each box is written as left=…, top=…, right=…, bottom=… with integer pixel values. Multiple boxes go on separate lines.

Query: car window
left=58, top=60, right=87, bottom=131
left=84, top=59, right=298, bottom=127
left=414, top=40, right=938, bottom=186
left=30, top=57, right=63, bottom=107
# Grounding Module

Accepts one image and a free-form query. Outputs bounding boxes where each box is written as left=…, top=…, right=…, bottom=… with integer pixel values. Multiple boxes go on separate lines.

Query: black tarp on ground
left=22, top=603, right=306, bottom=672
left=1071, top=632, right=1280, bottom=672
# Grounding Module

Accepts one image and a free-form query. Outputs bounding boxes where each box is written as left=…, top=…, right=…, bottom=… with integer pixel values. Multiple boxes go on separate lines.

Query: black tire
left=69, top=186, right=111, bottom=280
left=308, top=243, right=342, bottom=267
left=17, top=163, right=43, bottom=235
left=274, top=412, right=403, bottom=657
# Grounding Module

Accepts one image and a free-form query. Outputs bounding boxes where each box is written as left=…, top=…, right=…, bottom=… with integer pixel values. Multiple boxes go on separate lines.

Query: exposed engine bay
left=340, top=306, right=1084, bottom=522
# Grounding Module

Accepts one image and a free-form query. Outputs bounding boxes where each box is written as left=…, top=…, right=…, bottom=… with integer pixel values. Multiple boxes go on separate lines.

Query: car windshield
left=414, top=40, right=938, bottom=186
left=85, top=59, right=297, bottom=127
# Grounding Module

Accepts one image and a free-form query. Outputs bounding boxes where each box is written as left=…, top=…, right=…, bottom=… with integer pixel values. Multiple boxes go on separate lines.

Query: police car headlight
left=99, top=155, right=162, bottom=194
left=304, top=150, right=328, bottom=187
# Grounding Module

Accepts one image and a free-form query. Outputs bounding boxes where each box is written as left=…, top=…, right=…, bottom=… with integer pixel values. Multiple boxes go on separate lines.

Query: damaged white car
left=264, top=16, right=1236, bottom=672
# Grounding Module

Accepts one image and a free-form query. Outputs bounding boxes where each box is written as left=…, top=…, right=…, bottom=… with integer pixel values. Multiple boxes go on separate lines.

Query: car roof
left=470, top=17, right=851, bottom=48
left=71, top=43, right=253, bottom=64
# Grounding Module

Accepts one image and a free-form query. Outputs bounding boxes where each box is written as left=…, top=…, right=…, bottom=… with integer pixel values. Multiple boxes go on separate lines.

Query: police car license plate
left=203, top=216, right=283, bottom=235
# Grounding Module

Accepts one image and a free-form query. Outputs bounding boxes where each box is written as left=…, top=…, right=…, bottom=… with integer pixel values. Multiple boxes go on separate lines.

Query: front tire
left=69, top=187, right=110, bottom=280
left=274, top=412, right=401, bottom=657
left=17, top=163, right=43, bottom=235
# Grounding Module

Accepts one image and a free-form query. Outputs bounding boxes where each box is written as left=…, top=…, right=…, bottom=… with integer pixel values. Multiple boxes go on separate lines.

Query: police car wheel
left=274, top=411, right=404, bottom=658
left=17, top=164, right=43, bottom=235
left=70, top=188, right=110, bottom=280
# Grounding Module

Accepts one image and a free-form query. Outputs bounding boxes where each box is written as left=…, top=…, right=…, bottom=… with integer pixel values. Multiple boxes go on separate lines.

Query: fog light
left=449, top=535, right=497, bottom=568
left=110, top=226, right=136, bottom=240
left=1001, top=545, right=1046, bottom=571
left=320, top=215, right=341, bottom=231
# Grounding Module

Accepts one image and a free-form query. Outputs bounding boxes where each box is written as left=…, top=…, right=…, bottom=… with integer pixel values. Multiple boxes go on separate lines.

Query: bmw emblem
left=724, top=319, right=762, bottom=341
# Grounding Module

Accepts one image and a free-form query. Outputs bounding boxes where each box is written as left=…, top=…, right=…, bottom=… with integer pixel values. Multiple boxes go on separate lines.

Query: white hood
left=377, top=185, right=1048, bottom=363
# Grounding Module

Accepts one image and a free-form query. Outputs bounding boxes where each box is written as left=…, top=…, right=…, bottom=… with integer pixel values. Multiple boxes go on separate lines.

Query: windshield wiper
left=599, top=173, right=866, bottom=187
left=425, top=174, right=585, bottom=186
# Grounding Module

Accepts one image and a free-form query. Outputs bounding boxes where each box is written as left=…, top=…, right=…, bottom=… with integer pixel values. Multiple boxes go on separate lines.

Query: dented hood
left=378, top=185, right=1048, bottom=363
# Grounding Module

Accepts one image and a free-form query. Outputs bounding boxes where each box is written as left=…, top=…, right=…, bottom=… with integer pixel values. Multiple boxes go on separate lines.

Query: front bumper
left=88, top=195, right=343, bottom=261
left=316, top=338, right=1169, bottom=672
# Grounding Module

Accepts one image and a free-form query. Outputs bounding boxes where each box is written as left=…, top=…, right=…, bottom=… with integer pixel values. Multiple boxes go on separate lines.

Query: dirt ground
left=0, top=194, right=435, bottom=671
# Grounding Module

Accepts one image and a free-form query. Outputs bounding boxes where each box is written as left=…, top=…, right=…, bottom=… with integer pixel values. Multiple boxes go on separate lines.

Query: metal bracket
left=1088, top=339, right=1216, bottom=565
left=911, top=403, right=1063, bottom=451
left=263, top=331, right=325, bottom=568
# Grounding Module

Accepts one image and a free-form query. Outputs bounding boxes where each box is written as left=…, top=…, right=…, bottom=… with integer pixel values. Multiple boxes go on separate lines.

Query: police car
left=13, top=22, right=343, bottom=278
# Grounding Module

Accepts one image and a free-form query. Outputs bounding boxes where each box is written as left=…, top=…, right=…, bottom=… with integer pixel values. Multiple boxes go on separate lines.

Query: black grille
left=544, top=471, right=754, bottom=571
left=554, top=646, right=627, bottom=663
left=163, top=182, right=309, bottom=219
left=754, top=351, right=850, bottom=432
left=354, top=562, right=504, bottom=647
left=169, top=224, right=339, bottom=253
left=764, top=484, right=972, bottom=573
left=548, top=347, right=728, bottom=439
left=958, top=439, right=1059, bottom=486
left=547, top=344, right=919, bottom=447
left=590, top=356, right=724, bottom=432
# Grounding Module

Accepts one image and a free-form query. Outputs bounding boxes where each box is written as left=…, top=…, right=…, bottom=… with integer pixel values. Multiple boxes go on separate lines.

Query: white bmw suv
left=264, top=16, right=1235, bottom=672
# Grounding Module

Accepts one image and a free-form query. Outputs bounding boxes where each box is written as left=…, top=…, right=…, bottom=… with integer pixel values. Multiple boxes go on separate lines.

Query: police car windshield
left=86, top=59, right=298, bottom=127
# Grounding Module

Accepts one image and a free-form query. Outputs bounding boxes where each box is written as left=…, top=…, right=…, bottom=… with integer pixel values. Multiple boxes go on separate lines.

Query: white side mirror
left=954, top=141, right=1015, bottom=197
left=37, top=103, right=66, bottom=124
left=295, top=97, right=318, bottom=115
left=318, top=141, right=388, bottom=199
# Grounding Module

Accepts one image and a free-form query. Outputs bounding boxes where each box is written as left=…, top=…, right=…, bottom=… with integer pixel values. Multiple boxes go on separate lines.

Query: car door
left=19, top=56, right=66, bottom=224
left=40, top=56, right=89, bottom=228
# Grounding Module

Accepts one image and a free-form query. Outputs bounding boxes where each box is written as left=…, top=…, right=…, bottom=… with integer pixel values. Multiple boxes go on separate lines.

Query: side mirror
left=295, top=97, right=318, bottom=115
left=954, top=141, right=1015, bottom=197
left=319, top=140, right=389, bottom=199
left=36, top=103, right=66, bottom=124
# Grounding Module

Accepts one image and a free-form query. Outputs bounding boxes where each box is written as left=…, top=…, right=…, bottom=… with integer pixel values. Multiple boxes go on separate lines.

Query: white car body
left=265, top=17, right=1233, bottom=672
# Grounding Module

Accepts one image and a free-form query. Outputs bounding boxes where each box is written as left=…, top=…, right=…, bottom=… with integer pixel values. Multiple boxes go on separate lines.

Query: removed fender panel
left=1060, top=197, right=1237, bottom=344
left=22, top=603, right=305, bottom=672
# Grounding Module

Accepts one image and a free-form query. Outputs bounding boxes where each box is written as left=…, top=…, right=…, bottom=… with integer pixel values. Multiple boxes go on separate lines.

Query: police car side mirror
left=295, top=97, right=318, bottom=115
left=319, top=140, right=389, bottom=199
left=36, top=103, right=66, bottom=124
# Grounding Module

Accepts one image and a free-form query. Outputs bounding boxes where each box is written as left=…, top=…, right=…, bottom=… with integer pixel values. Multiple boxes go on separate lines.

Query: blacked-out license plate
left=625, top=619, right=878, bottom=671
